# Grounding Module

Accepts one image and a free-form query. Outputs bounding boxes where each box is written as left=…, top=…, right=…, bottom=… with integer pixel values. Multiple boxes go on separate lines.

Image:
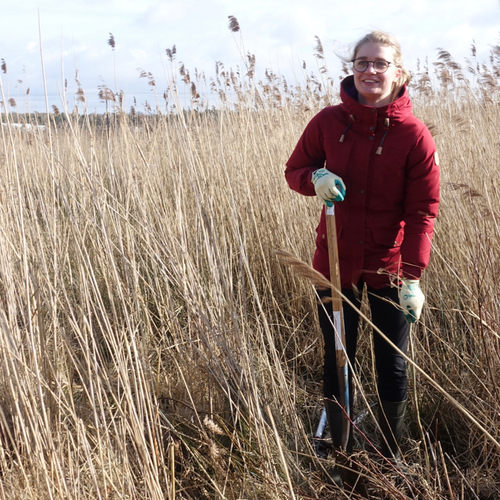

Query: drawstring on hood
left=339, top=114, right=356, bottom=143
left=338, top=115, right=391, bottom=154
left=376, top=118, right=390, bottom=155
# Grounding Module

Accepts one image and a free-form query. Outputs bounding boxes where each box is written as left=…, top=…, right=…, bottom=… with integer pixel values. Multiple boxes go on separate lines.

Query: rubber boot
left=378, top=400, right=407, bottom=461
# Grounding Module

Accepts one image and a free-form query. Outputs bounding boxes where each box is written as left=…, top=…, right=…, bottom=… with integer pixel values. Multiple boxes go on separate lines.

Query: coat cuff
left=402, top=263, right=423, bottom=280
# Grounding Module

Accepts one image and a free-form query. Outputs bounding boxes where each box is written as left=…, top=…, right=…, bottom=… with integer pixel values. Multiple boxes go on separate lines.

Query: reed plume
left=275, top=250, right=331, bottom=291
left=108, top=33, right=115, bottom=50
left=228, top=15, right=240, bottom=32
left=165, top=45, right=176, bottom=62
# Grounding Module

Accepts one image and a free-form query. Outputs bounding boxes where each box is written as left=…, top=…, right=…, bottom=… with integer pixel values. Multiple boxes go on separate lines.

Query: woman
left=285, top=31, right=440, bottom=464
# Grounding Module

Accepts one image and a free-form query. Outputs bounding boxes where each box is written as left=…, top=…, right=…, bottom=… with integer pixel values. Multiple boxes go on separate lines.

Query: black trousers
left=318, top=284, right=409, bottom=403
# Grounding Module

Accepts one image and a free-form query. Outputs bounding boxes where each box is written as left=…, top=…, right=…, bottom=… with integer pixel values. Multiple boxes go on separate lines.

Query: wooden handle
left=326, top=204, right=350, bottom=450
left=326, top=205, right=347, bottom=367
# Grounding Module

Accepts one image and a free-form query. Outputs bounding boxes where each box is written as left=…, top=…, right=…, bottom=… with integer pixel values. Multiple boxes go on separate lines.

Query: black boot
left=378, top=399, right=407, bottom=461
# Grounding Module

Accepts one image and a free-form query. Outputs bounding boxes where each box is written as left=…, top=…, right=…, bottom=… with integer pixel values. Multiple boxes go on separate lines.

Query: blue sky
left=1, top=0, right=499, bottom=113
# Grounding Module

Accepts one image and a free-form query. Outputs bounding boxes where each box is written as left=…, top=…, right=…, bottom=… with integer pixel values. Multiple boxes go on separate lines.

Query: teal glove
left=311, top=168, right=346, bottom=206
left=399, top=279, right=425, bottom=323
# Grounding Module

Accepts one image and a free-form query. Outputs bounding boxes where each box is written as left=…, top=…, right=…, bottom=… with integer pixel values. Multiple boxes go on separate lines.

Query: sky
left=1, top=0, right=500, bottom=114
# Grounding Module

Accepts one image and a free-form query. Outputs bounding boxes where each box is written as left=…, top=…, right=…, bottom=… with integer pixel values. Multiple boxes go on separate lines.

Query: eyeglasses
left=351, top=59, right=394, bottom=73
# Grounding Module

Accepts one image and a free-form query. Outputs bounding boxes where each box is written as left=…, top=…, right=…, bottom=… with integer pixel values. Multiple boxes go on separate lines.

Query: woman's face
left=352, top=43, right=402, bottom=108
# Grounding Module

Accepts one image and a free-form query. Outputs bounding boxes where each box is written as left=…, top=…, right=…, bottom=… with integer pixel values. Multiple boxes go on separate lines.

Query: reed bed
left=0, top=30, right=499, bottom=499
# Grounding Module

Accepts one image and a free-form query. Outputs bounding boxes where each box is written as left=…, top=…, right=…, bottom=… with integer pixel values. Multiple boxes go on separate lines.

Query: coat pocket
left=372, top=227, right=404, bottom=249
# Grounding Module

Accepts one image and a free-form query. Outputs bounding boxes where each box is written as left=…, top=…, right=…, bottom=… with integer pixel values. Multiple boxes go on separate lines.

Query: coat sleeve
left=401, top=127, right=440, bottom=279
left=285, top=111, right=327, bottom=196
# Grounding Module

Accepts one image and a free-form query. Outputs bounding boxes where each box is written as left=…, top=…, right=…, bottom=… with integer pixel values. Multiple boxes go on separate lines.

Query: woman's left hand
left=399, top=279, right=425, bottom=323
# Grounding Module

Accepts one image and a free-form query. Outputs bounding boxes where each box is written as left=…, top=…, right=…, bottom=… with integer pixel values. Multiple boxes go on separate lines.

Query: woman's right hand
left=311, top=168, right=346, bottom=206
left=399, top=279, right=425, bottom=323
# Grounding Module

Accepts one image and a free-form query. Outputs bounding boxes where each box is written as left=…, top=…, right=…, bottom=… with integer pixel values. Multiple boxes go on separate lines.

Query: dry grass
left=0, top=30, right=499, bottom=499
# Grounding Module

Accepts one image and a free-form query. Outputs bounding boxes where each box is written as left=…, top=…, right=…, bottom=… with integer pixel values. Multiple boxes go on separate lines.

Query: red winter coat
left=285, top=76, right=440, bottom=289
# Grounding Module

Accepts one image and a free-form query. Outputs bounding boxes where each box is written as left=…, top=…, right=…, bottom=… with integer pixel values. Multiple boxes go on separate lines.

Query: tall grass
left=0, top=30, right=499, bottom=499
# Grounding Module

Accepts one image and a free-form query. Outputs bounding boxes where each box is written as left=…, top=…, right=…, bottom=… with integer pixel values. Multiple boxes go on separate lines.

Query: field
left=0, top=38, right=500, bottom=499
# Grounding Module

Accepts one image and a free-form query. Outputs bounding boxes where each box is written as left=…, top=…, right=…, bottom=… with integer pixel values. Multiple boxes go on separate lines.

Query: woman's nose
left=363, top=62, right=377, bottom=73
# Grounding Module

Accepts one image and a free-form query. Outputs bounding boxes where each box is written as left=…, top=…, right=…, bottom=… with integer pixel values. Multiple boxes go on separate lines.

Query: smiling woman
left=285, top=29, right=440, bottom=490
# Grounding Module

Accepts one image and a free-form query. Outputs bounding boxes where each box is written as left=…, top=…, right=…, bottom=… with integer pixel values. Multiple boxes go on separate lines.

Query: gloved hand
left=399, top=279, right=425, bottom=323
left=311, top=168, right=346, bottom=206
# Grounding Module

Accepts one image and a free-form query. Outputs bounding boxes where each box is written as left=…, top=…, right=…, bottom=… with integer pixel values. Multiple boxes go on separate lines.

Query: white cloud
left=138, top=0, right=186, bottom=26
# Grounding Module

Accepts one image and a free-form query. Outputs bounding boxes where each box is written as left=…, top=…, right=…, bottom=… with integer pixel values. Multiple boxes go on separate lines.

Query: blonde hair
left=346, top=31, right=411, bottom=102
